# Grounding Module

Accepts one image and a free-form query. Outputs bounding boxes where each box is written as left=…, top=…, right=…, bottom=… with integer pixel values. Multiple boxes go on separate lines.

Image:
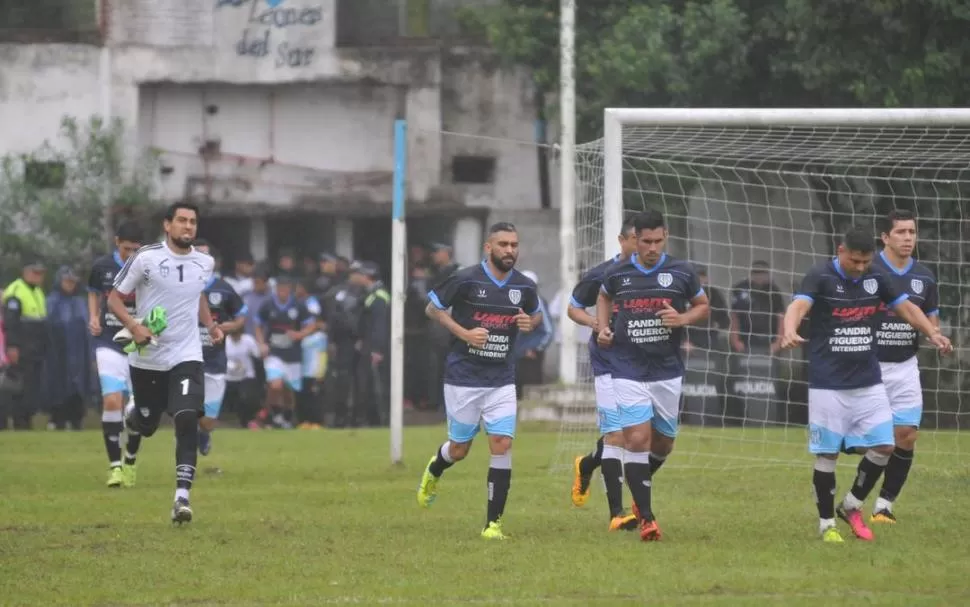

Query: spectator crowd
left=1, top=231, right=788, bottom=432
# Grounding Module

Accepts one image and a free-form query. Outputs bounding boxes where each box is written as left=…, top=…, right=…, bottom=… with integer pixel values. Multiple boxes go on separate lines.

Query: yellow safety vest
left=365, top=288, right=389, bottom=308
left=2, top=278, right=47, bottom=319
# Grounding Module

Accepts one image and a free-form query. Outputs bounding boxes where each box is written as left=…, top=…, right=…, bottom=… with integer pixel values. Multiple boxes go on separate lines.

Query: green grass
left=1, top=425, right=969, bottom=605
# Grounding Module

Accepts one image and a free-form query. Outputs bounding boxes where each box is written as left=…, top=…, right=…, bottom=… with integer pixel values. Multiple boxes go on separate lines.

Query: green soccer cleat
left=481, top=520, right=507, bottom=540
left=106, top=466, right=124, bottom=488
left=122, top=463, right=137, bottom=488
left=821, top=526, right=844, bottom=543
left=416, top=456, right=440, bottom=508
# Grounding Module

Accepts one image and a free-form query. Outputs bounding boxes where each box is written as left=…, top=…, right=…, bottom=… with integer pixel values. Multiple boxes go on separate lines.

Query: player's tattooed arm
left=425, top=302, right=487, bottom=347
left=199, top=294, right=224, bottom=345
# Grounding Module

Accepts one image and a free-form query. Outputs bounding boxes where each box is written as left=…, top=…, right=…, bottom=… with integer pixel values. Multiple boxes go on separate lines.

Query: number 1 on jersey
left=180, top=378, right=190, bottom=395
left=176, top=264, right=184, bottom=282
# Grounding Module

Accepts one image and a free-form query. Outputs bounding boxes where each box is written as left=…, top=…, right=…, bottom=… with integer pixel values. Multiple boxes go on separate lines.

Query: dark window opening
left=451, top=155, right=495, bottom=184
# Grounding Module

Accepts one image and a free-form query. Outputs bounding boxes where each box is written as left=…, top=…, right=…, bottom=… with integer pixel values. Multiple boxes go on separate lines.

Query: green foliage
left=468, top=0, right=970, bottom=139
left=0, top=116, right=157, bottom=285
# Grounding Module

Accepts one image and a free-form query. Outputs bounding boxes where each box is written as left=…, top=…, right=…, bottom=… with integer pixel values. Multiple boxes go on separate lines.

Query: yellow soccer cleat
left=122, top=463, right=137, bottom=488
left=870, top=509, right=897, bottom=524
left=416, top=456, right=440, bottom=508
left=821, top=527, right=845, bottom=543
left=481, top=520, right=507, bottom=540
left=571, top=455, right=592, bottom=507
left=106, top=467, right=124, bottom=488
left=609, top=512, right=638, bottom=531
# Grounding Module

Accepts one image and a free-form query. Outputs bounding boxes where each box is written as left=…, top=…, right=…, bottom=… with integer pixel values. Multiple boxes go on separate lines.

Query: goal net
left=555, top=108, right=970, bottom=472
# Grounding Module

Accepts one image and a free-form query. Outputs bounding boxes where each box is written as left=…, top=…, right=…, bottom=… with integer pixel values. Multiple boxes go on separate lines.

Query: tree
left=0, top=116, right=157, bottom=284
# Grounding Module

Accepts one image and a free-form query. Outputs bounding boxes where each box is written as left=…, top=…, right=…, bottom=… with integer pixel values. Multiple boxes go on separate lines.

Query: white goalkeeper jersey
left=113, top=241, right=215, bottom=371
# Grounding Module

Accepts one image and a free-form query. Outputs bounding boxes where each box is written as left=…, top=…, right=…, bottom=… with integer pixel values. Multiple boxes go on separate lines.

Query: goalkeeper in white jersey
left=107, top=202, right=223, bottom=524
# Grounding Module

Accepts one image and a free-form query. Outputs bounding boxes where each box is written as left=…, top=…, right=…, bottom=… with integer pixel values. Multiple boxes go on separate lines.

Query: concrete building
left=0, top=0, right=561, bottom=290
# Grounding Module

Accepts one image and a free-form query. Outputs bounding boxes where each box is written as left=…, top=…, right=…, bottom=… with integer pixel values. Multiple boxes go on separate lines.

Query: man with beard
left=415, top=223, right=542, bottom=540
left=108, top=202, right=222, bottom=523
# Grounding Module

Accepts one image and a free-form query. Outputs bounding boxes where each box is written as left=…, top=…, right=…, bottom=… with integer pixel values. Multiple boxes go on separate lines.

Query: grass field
left=2, top=424, right=969, bottom=605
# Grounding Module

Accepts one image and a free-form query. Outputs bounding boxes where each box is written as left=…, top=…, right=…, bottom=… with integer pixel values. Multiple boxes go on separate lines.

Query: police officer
left=321, top=263, right=364, bottom=427
left=350, top=261, right=390, bottom=427
left=1, top=260, right=48, bottom=430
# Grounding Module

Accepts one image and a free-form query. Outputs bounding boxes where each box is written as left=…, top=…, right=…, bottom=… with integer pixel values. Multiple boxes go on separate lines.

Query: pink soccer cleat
left=837, top=505, right=874, bottom=541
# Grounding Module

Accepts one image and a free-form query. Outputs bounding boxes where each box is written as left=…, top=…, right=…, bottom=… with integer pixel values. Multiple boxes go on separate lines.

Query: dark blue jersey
left=795, top=258, right=908, bottom=390
left=428, top=262, right=540, bottom=388
left=872, top=252, right=939, bottom=364
left=570, top=255, right=623, bottom=377
left=87, top=251, right=133, bottom=354
left=600, top=254, right=703, bottom=382
left=257, top=296, right=314, bottom=363
left=201, top=277, right=246, bottom=374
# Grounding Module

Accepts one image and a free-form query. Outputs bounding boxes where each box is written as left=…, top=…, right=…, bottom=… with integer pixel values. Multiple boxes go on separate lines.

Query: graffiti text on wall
left=218, top=0, right=322, bottom=68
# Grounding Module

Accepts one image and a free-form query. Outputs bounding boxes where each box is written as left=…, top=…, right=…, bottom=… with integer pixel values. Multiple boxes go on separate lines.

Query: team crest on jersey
left=863, top=278, right=878, bottom=294
left=911, top=279, right=924, bottom=294
left=508, top=289, right=522, bottom=305
left=158, top=260, right=170, bottom=278
left=287, top=307, right=298, bottom=319
left=658, top=273, right=673, bottom=288
left=105, top=271, right=113, bottom=280
left=208, top=292, right=223, bottom=306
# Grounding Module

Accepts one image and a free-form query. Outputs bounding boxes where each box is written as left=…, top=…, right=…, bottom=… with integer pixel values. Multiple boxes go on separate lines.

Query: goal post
left=555, top=107, right=970, bottom=472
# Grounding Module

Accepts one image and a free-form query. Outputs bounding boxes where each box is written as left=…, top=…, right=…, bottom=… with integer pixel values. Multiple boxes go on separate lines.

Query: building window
left=451, top=155, right=495, bottom=184
left=25, top=161, right=66, bottom=189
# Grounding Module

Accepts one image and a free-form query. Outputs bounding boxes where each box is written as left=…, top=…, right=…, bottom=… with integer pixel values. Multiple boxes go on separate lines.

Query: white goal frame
left=601, top=107, right=970, bottom=259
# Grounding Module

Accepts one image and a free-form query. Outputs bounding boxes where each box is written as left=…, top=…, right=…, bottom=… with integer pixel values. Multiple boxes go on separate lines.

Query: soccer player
left=569, top=215, right=639, bottom=531
left=779, top=226, right=951, bottom=543
left=192, top=240, right=246, bottom=456
left=107, top=202, right=222, bottom=523
left=868, top=210, right=940, bottom=523
left=595, top=210, right=710, bottom=541
left=254, top=275, right=317, bottom=429
left=88, top=221, right=144, bottom=488
left=416, top=222, right=541, bottom=539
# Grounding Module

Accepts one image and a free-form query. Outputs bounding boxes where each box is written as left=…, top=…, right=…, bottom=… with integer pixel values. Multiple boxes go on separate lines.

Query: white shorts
left=594, top=374, right=621, bottom=435
left=808, top=384, right=894, bottom=454
left=443, top=383, right=517, bottom=443
left=96, top=347, right=131, bottom=396
left=264, top=356, right=303, bottom=392
left=612, top=376, right=683, bottom=437
left=204, top=373, right=226, bottom=419
left=880, top=357, right=923, bottom=427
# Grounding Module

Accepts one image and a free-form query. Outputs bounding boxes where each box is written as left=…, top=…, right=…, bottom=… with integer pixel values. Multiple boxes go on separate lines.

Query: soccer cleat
left=821, top=526, right=845, bottom=543
left=608, top=512, right=638, bottom=531
left=416, top=456, right=440, bottom=508
left=481, top=520, right=507, bottom=540
left=107, top=466, right=124, bottom=488
left=870, top=509, right=897, bottom=524
left=571, top=455, right=592, bottom=507
left=836, top=505, right=874, bottom=541
left=198, top=430, right=212, bottom=456
left=171, top=498, right=193, bottom=525
left=121, top=463, right=137, bottom=488
left=639, top=519, right=662, bottom=542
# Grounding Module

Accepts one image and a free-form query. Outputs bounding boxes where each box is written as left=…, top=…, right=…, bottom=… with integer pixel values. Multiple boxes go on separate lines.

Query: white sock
left=874, top=496, right=893, bottom=512
left=175, top=488, right=190, bottom=502
left=842, top=491, right=863, bottom=512
left=819, top=518, right=836, bottom=534
left=439, top=441, right=454, bottom=463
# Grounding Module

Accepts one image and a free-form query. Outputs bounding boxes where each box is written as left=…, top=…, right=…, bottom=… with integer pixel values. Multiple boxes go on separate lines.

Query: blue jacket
left=514, top=296, right=554, bottom=358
